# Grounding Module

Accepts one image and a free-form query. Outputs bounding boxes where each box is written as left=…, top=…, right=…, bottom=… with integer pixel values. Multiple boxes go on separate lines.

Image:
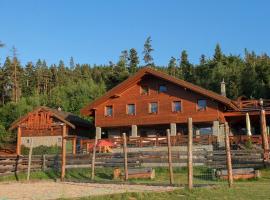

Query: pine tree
left=200, top=54, right=206, bottom=65
left=180, top=50, right=194, bottom=82
left=69, top=56, right=75, bottom=69
left=143, top=36, right=154, bottom=66
left=11, top=46, right=21, bottom=103
left=214, top=44, right=223, bottom=62
left=128, top=48, right=139, bottom=74
left=168, top=57, right=177, bottom=76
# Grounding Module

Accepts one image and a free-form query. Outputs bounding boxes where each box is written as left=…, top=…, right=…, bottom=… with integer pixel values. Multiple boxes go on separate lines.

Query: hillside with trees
left=0, top=38, right=270, bottom=144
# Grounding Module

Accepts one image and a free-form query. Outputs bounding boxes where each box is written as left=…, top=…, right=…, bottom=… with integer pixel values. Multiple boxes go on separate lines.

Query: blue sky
left=0, top=0, right=270, bottom=66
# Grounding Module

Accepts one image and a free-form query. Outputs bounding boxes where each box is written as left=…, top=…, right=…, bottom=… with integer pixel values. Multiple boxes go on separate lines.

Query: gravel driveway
left=0, top=181, right=177, bottom=200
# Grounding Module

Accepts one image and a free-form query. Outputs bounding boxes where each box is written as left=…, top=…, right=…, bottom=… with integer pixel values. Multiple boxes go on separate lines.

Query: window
left=141, top=85, right=149, bottom=95
left=105, top=105, right=113, bottom=116
left=149, top=102, right=158, bottom=113
left=159, top=85, right=167, bottom=93
left=127, top=104, right=135, bottom=115
left=172, top=101, right=182, bottom=112
left=197, top=100, right=207, bottom=111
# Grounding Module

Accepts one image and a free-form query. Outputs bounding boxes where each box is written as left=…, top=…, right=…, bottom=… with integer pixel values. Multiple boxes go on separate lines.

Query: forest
left=0, top=37, right=270, bottom=145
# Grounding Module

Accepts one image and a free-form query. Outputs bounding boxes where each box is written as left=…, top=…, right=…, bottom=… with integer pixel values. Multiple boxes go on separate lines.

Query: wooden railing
left=80, top=135, right=217, bottom=151
left=229, top=135, right=270, bottom=146
left=234, top=99, right=270, bottom=110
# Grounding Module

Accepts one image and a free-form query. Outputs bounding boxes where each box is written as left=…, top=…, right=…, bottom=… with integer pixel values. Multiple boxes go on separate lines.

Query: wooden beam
left=16, top=126, right=22, bottom=155
left=166, top=129, right=174, bottom=185
left=123, top=132, right=128, bottom=181
left=27, top=138, right=33, bottom=181
left=225, top=122, right=233, bottom=187
left=61, top=124, right=67, bottom=181
left=260, top=109, right=269, bottom=161
left=72, top=138, right=76, bottom=155
left=188, top=117, right=193, bottom=190
left=91, top=135, right=98, bottom=180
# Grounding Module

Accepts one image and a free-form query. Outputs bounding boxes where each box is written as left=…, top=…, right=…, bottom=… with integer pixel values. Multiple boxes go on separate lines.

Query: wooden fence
left=0, top=149, right=266, bottom=177
left=229, top=135, right=270, bottom=146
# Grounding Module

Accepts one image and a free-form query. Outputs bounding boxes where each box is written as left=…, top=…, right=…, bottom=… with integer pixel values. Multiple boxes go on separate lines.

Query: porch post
left=212, top=121, right=225, bottom=147
left=16, top=126, right=22, bottom=155
left=131, top=125, right=138, bottom=137
left=170, top=123, right=177, bottom=136
left=96, top=127, right=102, bottom=139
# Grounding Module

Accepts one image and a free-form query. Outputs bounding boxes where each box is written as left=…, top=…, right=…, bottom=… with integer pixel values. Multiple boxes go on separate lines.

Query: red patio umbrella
left=96, top=140, right=113, bottom=147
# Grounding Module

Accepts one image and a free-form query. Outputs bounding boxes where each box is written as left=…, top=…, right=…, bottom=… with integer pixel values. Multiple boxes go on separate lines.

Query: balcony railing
left=234, top=99, right=270, bottom=111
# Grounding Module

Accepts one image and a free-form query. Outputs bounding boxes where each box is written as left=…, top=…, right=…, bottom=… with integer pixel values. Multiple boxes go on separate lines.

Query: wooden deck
left=81, top=135, right=217, bottom=151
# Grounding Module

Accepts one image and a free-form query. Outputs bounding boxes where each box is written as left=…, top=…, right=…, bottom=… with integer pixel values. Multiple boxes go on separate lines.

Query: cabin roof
left=9, top=106, right=91, bottom=131
left=81, top=67, right=239, bottom=116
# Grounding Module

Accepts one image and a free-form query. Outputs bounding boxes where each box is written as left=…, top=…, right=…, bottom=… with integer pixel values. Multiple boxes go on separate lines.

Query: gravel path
left=0, top=181, right=177, bottom=200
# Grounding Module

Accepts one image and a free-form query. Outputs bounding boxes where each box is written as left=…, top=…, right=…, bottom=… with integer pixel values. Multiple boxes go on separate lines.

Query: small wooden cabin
left=9, top=106, right=93, bottom=155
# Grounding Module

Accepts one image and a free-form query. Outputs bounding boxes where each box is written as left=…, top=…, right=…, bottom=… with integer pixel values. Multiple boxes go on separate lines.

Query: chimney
left=221, top=79, right=226, bottom=97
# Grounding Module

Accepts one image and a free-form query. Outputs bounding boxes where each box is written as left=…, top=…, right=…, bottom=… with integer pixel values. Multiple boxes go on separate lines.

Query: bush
left=21, top=145, right=61, bottom=155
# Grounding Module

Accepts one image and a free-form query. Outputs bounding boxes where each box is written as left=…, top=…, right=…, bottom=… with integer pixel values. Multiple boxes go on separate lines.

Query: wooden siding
left=95, top=75, right=225, bottom=127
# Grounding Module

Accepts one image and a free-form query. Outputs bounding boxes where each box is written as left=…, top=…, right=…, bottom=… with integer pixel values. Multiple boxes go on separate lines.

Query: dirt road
left=0, top=181, right=177, bottom=200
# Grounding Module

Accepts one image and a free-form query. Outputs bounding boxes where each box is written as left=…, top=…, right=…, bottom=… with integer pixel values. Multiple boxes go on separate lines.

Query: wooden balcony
left=234, top=99, right=270, bottom=111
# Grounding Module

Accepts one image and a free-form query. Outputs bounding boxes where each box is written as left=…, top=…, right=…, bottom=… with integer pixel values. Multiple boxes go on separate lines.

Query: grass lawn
left=1, top=167, right=270, bottom=199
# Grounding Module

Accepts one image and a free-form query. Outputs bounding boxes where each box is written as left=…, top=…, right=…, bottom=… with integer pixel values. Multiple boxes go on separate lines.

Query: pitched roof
left=80, top=67, right=239, bottom=116
left=10, top=106, right=91, bottom=131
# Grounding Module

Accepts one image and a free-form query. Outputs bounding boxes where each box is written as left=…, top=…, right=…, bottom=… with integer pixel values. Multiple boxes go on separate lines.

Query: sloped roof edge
left=80, top=67, right=239, bottom=116
left=9, top=106, right=89, bottom=131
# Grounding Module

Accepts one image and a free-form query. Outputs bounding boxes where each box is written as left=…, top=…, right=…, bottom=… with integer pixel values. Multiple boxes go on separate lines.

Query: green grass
left=1, top=167, right=270, bottom=199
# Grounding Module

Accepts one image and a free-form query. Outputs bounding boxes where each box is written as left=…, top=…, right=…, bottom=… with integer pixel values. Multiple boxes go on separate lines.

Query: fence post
left=188, top=117, right=193, bottom=190
left=260, top=109, right=269, bottom=161
left=166, top=129, right=174, bottom=185
left=27, top=138, right=33, bottom=181
left=91, top=135, right=98, bottom=180
left=42, top=154, right=46, bottom=171
left=123, top=132, right=128, bottom=181
left=225, top=122, right=233, bottom=187
left=61, top=124, right=67, bottom=181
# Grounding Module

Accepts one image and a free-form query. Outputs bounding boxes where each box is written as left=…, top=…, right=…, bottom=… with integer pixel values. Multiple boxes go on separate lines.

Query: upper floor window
left=149, top=102, right=158, bottom=114
left=159, top=85, right=167, bottom=93
left=127, top=104, right=135, bottom=115
left=141, top=85, right=149, bottom=95
left=197, top=100, right=207, bottom=111
left=105, top=105, right=113, bottom=116
left=172, top=101, right=182, bottom=112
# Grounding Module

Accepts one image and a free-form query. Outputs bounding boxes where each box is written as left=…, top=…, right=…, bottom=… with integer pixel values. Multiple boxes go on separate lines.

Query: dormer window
left=105, top=105, right=113, bottom=116
left=159, top=85, right=167, bottom=93
left=141, top=85, right=149, bottom=95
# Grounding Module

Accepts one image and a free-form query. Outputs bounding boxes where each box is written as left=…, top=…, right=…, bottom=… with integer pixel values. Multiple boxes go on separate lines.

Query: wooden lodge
left=81, top=67, right=270, bottom=148
left=9, top=106, right=93, bottom=155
